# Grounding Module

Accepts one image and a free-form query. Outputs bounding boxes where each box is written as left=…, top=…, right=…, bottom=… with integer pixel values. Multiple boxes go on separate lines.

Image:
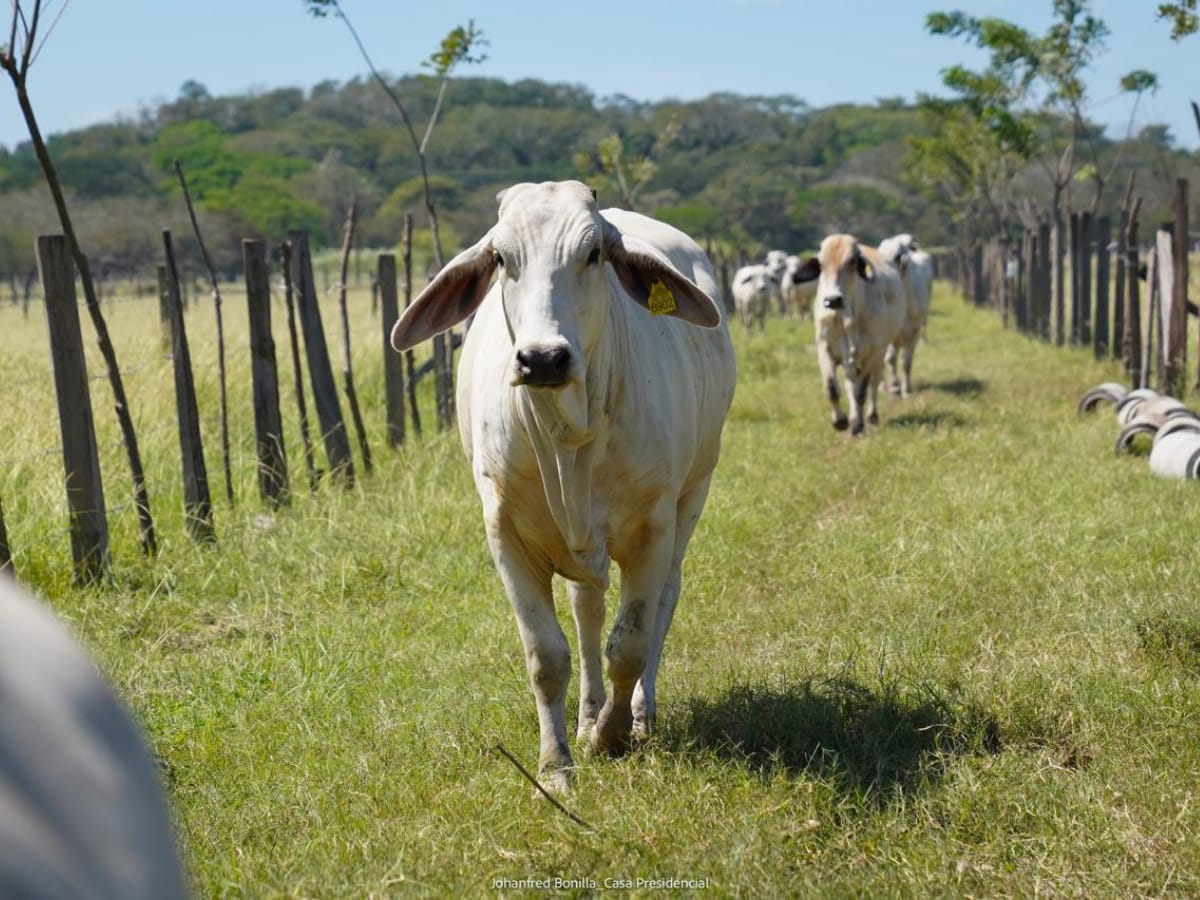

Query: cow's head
left=879, top=233, right=917, bottom=274
left=390, top=181, right=721, bottom=392
left=792, top=234, right=875, bottom=313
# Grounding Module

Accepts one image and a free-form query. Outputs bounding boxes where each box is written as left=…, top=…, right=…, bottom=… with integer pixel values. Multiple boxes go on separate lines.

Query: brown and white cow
left=793, top=234, right=905, bottom=434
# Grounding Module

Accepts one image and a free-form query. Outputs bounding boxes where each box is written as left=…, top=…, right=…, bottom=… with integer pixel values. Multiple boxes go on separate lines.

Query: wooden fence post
left=37, top=234, right=110, bottom=582
left=402, top=213, right=422, bottom=437
left=1114, top=209, right=1128, bottom=360
left=1144, top=247, right=1159, bottom=390
left=1168, top=179, right=1189, bottom=394
left=243, top=239, right=289, bottom=507
left=1051, top=215, right=1065, bottom=346
left=163, top=230, right=215, bottom=542
left=1124, top=200, right=1143, bottom=386
left=378, top=253, right=406, bottom=449
left=288, top=231, right=355, bottom=486
left=1094, top=217, right=1111, bottom=360
left=1068, top=212, right=1081, bottom=345
left=156, top=263, right=171, bottom=351
left=334, top=204, right=373, bottom=476
left=1160, top=205, right=1188, bottom=398
left=1037, top=223, right=1051, bottom=341
left=279, top=241, right=319, bottom=492
left=1079, top=211, right=1092, bottom=347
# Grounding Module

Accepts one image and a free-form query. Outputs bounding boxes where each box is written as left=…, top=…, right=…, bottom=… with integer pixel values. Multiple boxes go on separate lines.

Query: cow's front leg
left=592, top=513, right=675, bottom=756
left=568, top=581, right=606, bottom=742
left=484, top=515, right=573, bottom=793
left=885, top=342, right=902, bottom=395
left=847, top=371, right=869, bottom=436
left=818, top=344, right=848, bottom=430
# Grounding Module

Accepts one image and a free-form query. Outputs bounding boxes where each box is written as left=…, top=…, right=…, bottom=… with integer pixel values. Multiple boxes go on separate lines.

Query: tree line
left=0, top=57, right=1195, bottom=298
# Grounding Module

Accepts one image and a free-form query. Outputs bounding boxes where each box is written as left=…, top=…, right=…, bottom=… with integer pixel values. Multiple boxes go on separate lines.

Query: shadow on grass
left=1136, top=611, right=1200, bottom=671
left=886, top=411, right=970, bottom=431
left=662, top=675, right=1001, bottom=799
left=929, top=377, right=985, bottom=397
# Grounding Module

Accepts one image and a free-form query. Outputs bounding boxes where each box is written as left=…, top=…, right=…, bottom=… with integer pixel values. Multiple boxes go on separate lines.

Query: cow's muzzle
left=515, top=345, right=572, bottom=388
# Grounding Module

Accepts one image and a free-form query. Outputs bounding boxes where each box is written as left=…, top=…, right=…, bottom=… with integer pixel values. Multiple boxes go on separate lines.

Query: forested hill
left=0, top=74, right=1195, bottom=283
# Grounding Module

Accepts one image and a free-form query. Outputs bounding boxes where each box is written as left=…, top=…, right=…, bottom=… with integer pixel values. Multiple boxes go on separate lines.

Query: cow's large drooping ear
left=855, top=249, right=876, bottom=283
left=792, top=257, right=821, bottom=284
left=601, top=218, right=722, bottom=328
left=390, top=233, right=497, bottom=351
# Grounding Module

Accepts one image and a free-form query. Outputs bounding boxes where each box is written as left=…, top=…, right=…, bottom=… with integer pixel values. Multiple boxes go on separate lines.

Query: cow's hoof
left=888, top=381, right=901, bottom=395
left=591, top=704, right=634, bottom=757
left=867, top=412, right=879, bottom=426
left=832, top=414, right=849, bottom=431
left=850, top=421, right=865, bottom=437
left=536, top=766, right=574, bottom=797
left=631, top=715, right=653, bottom=741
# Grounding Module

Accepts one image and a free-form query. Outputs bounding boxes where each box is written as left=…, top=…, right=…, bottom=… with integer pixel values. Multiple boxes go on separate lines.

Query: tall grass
left=2, top=278, right=1200, bottom=896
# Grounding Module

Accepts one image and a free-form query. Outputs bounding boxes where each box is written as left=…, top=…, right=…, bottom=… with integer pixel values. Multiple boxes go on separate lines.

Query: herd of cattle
left=732, top=232, right=934, bottom=435
left=0, top=182, right=942, bottom=888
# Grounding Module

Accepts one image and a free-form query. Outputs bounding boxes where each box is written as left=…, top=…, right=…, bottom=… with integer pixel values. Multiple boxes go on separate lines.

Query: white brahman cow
left=765, top=250, right=790, bottom=317
left=793, top=234, right=905, bottom=435
left=877, top=232, right=934, bottom=395
left=780, top=254, right=816, bottom=320
left=391, top=181, right=736, bottom=792
left=731, top=264, right=775, bottom=332
left=0, top=576, right=187, bottom=899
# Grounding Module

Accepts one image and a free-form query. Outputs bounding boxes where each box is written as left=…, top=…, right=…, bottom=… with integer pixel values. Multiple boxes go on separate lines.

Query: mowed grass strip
left=2, top=279, right=1199, bottom=896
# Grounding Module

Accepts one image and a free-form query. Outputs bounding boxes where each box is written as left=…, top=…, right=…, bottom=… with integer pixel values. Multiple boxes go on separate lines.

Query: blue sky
left=2, top=0, right=1196, bottom=152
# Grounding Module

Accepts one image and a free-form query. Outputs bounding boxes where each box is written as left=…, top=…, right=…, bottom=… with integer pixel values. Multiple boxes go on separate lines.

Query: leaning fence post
left=279, top=241, right=319, bottom=492
left=243, top=239, right=289, bottom=507
left=402, top=213, right=422, bottom=437
left=163, top=229, right=215, bottom=543
left=335, top=203, right=373, bottom=475
left=378, top=253, right=405, bottom=448
left=288, top=230, right=355, bottom=487
left=37, top=234, right=110, bottom=583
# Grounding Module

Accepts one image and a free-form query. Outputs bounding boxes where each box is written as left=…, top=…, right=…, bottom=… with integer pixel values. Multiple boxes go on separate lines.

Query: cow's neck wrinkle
left=518, top=307, right=622, bottom=583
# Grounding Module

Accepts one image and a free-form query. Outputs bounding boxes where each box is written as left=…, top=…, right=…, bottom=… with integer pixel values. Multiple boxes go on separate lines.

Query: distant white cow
left=793, top=234, right=906, bottom=434
left=877, top=233, right=934, bottom=395
left=0, top=576, right=187, bottom=899
left=731, top=264, right=775, bottom=332
left=780, top=254, right=816, bottom=320
left=391, top=181, right=736, bottom=792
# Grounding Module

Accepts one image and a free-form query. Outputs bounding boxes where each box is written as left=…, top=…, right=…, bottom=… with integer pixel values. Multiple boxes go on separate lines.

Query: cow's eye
left=493, top=251, right=505, bottom=268
left=586, top=247, right=600, bottom=266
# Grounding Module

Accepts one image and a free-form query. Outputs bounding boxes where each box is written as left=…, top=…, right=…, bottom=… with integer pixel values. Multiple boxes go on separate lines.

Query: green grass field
left=2, top=277, right=1200, bottom=896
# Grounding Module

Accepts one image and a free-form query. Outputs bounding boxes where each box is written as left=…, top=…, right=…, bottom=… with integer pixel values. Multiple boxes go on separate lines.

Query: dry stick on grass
left=1, top=1, right=156, bottom=556
left=336, top=202, right=373, bottom=475
left=492, top=743, right=592, bottom=829
left=174, top=160, right=234, bottom=506
left=280, top=241, right=319, bottom=492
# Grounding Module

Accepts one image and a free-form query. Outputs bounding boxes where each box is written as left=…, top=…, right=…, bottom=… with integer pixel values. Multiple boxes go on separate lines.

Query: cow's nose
left=823, top=294, right=844, bottom=310
left=516, top=346, right=571, bottom=387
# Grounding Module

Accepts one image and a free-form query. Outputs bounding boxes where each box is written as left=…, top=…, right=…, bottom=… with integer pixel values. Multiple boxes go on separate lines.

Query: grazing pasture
left=2, top=278, right=1200, bottom=895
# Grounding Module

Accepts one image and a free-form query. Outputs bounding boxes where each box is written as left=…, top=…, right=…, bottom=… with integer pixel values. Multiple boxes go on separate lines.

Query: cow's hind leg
left=632, top=477, right=712, bottom=739
left=592, top=505, right=675, bottom=757
left=568, top=581, right=606, bottom=742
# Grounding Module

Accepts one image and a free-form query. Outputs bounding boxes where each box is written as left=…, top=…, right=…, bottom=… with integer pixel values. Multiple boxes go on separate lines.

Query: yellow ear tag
left=647, top=279, right=677, bottom=316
